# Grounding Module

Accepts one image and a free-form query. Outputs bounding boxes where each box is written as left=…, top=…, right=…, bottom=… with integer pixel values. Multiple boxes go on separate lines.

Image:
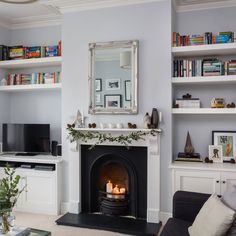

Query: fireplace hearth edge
left=56, top=213, right=162, bottom=236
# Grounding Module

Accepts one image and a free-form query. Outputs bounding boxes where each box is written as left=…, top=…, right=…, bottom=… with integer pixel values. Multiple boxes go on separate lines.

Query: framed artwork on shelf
left=212, top=131, right=236, bottom=162
left=106, top=78, right=120, bottom=90
left=95, top=78, right=102, bottom=92
left=208, top=145, right=223, bottom=163
left=125, top=80, right=131, bottom=101
left=104, top=95, right=122, bottom=108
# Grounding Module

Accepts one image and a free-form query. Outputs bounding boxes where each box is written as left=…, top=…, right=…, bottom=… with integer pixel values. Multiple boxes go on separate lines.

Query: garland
left=67, top=124, right=160, bottom=149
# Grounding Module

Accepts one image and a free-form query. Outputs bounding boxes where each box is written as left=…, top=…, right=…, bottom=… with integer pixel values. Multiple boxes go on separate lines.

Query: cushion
left=188, top=194, right=235, bottom=236
left=222, top=185, right=236, bottom=211
left=160, top=218, right=191, bottom=236
left=227, top=219, right=236, bottom=236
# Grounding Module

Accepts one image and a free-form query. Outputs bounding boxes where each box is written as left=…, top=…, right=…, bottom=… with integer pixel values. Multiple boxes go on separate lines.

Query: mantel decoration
left=0, top=165, right=25, bottom=234
left=67, top=124, right=160, bottom=149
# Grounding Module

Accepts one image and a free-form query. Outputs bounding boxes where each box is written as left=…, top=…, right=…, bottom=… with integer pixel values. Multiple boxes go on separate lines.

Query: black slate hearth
left=56, top=213, right=161, bottom=236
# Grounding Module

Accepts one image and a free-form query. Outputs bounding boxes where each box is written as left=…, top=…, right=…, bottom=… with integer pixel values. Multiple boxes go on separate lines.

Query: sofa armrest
left=173, top=191, right=210, bottom=223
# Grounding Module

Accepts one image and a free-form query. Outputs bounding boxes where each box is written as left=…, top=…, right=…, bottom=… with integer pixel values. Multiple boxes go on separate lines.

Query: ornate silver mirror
left=89, top=40, right=138, bottom=114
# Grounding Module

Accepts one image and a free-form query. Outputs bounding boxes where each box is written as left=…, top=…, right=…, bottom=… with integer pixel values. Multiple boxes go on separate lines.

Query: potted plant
left=0, top=165, right=25, bottom=234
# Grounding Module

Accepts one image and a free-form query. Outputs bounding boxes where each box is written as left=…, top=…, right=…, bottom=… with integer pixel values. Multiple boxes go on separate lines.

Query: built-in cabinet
left=171, top=163, right=236, bottom=196
left=0, top=155, right=62, bottom=215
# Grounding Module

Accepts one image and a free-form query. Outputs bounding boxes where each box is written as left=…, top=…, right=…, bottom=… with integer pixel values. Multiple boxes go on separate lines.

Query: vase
left=0, top=209, right=15, bottom=234
left=151, top=108, right=159, bottom=128
left=143, top=112, right=151, bottom=129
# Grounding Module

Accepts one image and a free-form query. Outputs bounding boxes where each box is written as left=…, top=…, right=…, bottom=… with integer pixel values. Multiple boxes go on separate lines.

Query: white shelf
left=172, top=43, right=236, bottom=57
left=0, top=56, right=62, bottom=69
left=0, top=154, right=63, bottom=164
left=74, top=128, right=162, bottom=132
left=170, top=162, right=236, bottom=172
left=172, top=108, right=236, bottom=114
left=0, top=83, right=61, bottom=92
left=172, top=75, right=236, bottom=85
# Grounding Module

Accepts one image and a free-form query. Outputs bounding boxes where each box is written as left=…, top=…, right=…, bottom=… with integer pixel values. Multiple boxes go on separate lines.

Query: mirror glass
left=89, top=40, right=138, bottom=114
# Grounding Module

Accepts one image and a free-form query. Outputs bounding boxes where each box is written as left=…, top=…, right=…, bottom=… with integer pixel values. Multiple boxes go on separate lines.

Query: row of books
left=173, top=32, right=235, bottom=47
left=6, top=72, right=61, bottom=86
left=0, top=41, right=61, bottom=61
left=173, top=58, right=236, bottom=77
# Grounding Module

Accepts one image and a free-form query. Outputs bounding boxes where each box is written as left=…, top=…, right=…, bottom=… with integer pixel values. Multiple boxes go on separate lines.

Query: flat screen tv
left=2, top=124, right=50, bottom=154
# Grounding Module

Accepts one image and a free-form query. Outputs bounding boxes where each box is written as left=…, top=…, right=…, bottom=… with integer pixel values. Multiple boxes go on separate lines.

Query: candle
left=106, top=180, right=113, bottom=198
left=112, top=185, right=120, bottom=199
left=120, top=188, right=126, bottom=194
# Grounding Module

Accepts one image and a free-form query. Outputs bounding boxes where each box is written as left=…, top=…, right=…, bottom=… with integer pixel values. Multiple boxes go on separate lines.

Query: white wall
left=173, top=7, right=236, bottom=158
left=0, top=26, right=11, bottom=142
left=62, top=0, right=172, bottom=212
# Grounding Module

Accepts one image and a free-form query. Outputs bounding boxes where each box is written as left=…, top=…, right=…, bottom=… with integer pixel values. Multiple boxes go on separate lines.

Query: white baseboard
left=159, top=211, right=172, bottom=225
left=61, top=202, right=69, bottom=214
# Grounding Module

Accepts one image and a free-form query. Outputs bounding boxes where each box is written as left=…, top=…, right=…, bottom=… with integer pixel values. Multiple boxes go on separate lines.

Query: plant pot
left=0, top=209, right=15, bottom=234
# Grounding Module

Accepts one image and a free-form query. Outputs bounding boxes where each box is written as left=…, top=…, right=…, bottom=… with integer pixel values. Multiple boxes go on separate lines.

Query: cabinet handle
left=222, top=181, right=226, bottom=184
left=216, top=180, right=220, bottom=183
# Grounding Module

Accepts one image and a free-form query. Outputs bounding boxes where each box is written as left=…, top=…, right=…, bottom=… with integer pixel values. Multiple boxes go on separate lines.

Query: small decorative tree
left=0, top=165, right=25, bottom=234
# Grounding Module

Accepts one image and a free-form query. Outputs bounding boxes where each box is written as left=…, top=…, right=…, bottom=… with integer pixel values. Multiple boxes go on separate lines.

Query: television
left=2, top=124, right=50, bottom=155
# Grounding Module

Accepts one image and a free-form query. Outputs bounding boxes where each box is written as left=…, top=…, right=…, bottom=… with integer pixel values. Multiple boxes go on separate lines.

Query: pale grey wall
left=173, top=8, right=236, bottom=158
left=62, top=0, right=172, bottom=212
left=7, top=26, right=62, bottom=143
left=0, top=26, right=10, bottom=142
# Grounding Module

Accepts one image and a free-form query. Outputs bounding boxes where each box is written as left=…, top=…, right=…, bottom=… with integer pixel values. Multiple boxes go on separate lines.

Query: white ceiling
left=0, top=0, right=235, bottom=29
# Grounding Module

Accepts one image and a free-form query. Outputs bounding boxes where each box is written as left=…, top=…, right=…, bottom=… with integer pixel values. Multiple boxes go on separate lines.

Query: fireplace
left=81, top=145, right=147, bottom=219
left=57, top=129, right=161, bottom=235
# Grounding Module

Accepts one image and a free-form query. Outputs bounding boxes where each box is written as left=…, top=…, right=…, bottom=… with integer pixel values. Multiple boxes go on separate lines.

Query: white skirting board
left=60, top=202, right=172, bottom=225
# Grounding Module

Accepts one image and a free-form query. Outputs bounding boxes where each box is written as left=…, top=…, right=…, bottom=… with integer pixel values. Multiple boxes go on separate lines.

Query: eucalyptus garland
left=67, top=124, right=160, bottom=149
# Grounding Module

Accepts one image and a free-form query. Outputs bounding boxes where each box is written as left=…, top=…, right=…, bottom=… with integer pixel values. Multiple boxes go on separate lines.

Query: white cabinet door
left=15, top=169, right=57, bottom=215
left=173, top=169, right=221, bottom=195
left=221, top=171, right=236, bottom=194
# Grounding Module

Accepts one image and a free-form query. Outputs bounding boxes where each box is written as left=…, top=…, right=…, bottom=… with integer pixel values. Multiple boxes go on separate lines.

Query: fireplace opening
left=81, top=145, right=147, bottom=219
left=99, top=162, right=129, bottom=216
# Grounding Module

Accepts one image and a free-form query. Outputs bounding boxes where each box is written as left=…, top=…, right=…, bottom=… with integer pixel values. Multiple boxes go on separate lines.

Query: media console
left=0, top=154, right=62, bottom=215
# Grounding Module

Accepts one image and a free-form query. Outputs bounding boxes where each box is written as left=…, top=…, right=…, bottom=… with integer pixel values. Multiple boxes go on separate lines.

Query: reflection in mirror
left=89, top=40, right=138, bottom=114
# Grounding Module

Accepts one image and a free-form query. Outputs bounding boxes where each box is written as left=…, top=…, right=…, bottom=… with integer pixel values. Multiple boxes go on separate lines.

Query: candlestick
left=106, top=180, right=113, bottom=198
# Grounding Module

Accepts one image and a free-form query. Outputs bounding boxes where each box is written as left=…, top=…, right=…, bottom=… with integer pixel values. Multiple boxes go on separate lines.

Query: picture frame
left=212, top=131, right=236, bottom=162
left=208, top=145, right=223, bottom=163
left=95, top=78, right=102, bottom=92
left=106, top=79, right=120, bottom=90
left=104, top=95, right=122, bottom=108
left=125, top=80, right=131, bottom=101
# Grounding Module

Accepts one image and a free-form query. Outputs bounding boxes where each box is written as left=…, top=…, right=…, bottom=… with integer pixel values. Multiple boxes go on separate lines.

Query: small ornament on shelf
left=151, top=108, right=159, bottom=129
left=128, top=123, right=137, bottom=129
left=211, top=98, right=225, bottom=108
left=226, top=102, right=236, bottom=108
left=143, top=112, right=151, bottom=129
left=88, top=123, right=97, bottom=128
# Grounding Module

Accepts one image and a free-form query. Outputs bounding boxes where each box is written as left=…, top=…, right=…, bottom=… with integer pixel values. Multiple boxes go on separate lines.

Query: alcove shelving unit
left=172, top=42, right=236, bottom=116
left=171, top=41, right=236, bottom=197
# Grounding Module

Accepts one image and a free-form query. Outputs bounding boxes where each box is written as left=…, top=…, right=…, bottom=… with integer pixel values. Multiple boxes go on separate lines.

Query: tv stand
left=0, top=154, right=62, bottom=215
left=15, top=152, right=39, bottom=156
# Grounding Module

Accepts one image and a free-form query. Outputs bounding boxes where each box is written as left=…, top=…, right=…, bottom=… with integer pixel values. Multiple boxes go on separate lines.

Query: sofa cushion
left=188, top=194, right=235, bottom=236
left=160, top=218, right=191, bottom=236
left=222, top=185, right=236, bottom=211
left=227, top=219, right=236, bottom=236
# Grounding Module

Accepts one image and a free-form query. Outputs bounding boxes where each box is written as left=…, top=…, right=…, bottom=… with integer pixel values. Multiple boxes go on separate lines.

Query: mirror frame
left=88, top=40, right=139, bottom=114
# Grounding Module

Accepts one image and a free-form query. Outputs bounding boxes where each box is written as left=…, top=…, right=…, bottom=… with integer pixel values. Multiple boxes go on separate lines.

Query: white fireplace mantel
left=68, top=128, right=161, bottom=223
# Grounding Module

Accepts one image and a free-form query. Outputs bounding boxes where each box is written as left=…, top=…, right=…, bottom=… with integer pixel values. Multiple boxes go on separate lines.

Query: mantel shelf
left=0, top=56, right=62, bottom=69
left=74, top=128, right=162, bottom=133
left=172, top=75, right=236, bottom=85
left=172, top=43, right=236, bottom=57
left=172, top=108, right=236, bottom=114
left=0, top=83, right=61, bottom=92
